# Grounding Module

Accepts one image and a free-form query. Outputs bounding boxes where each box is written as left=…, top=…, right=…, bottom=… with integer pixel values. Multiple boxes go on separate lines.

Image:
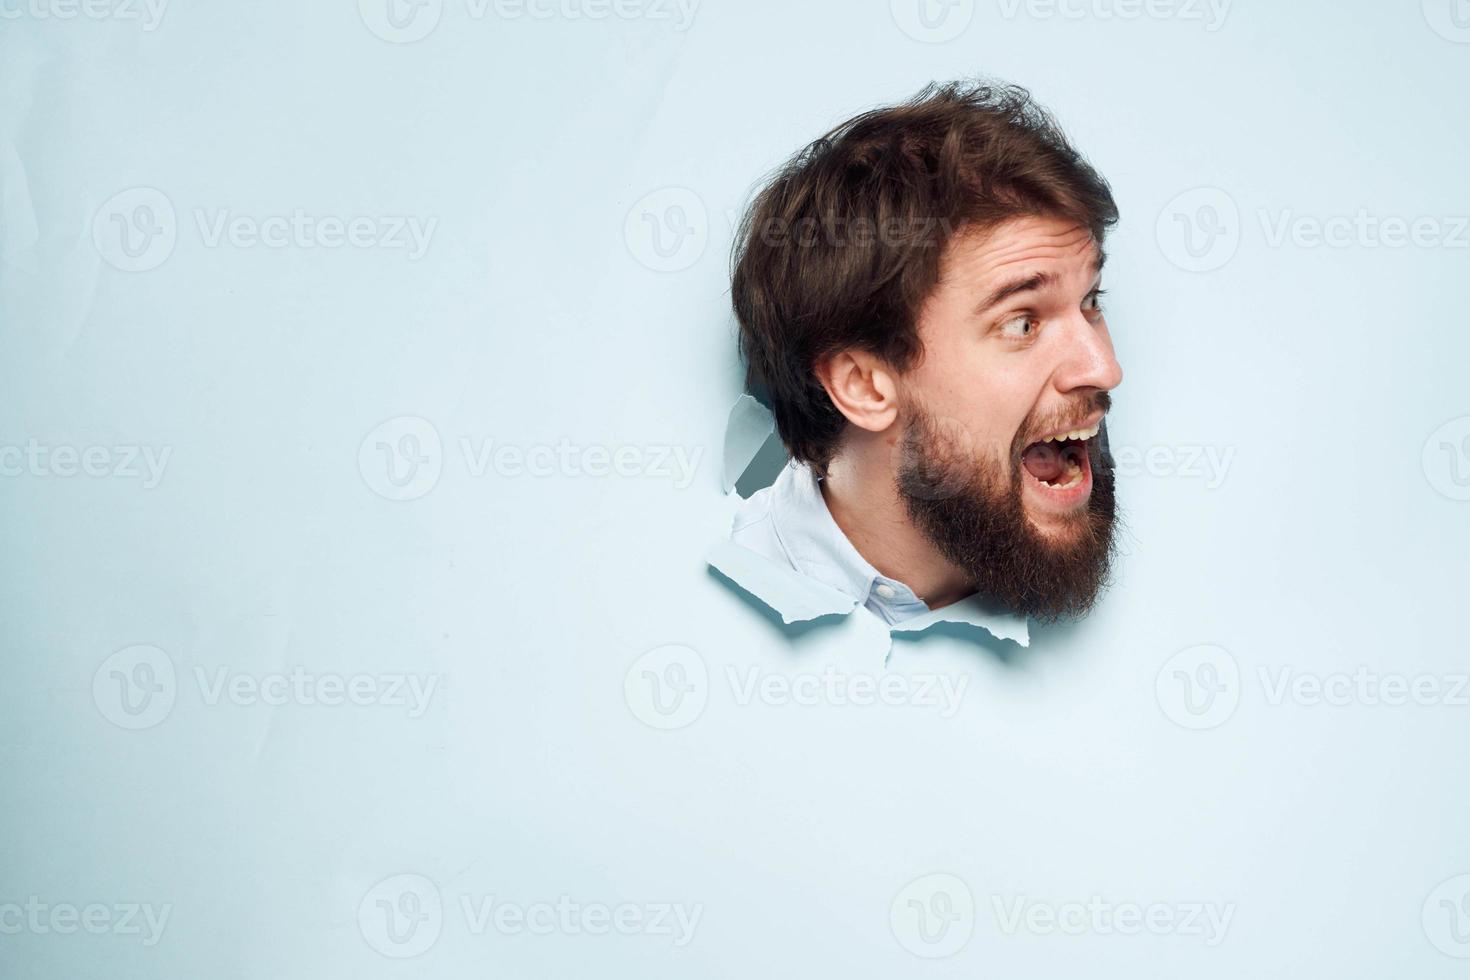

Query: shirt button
left=874, top=583, right=897, bottom=600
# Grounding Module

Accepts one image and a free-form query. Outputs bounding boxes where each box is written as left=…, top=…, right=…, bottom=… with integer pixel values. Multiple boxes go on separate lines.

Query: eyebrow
left=973, top=251, right=1107, bottom=317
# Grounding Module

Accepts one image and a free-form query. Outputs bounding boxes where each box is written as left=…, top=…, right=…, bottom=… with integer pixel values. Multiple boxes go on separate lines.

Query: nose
left=1053, top=314, right=1123, bottom=395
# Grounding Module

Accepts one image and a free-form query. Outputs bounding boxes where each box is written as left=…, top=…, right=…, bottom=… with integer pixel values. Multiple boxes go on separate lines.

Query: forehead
left=940, top=215, right=1099, bottom=287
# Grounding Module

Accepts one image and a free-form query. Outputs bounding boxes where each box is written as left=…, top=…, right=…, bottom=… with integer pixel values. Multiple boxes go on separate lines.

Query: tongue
left=1022, top=441, right=1065, bottom=481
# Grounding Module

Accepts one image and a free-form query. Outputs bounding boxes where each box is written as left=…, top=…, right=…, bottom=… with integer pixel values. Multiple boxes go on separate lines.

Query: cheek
left=952, top=377, right=1040, bottom=464
left=907, top=337, right=1040, bottom=463
left=985, top=404, right=1033, bottom=465
left=918, top=394, right=1028, bottom=468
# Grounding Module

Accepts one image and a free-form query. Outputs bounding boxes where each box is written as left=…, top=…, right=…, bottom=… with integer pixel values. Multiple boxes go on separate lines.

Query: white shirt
left=708, top=459, right=1029, bottom=650
left=730, top=460, right=933, bottom=625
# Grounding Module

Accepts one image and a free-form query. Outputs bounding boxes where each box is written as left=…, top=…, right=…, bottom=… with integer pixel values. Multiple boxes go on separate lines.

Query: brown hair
left=730, top=80, right=1118, bottom=476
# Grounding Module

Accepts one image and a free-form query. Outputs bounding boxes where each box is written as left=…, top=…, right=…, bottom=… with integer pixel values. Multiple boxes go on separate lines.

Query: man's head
left=731, top=81, right=1123, bottom=619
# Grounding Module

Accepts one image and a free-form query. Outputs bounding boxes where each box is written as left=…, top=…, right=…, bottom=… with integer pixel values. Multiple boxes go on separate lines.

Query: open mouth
left=1020, top=419, right=1101, bottom=498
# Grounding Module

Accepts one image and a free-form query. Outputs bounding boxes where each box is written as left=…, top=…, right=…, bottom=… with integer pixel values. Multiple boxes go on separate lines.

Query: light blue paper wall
left=3, top=1, right=1469, bottom=976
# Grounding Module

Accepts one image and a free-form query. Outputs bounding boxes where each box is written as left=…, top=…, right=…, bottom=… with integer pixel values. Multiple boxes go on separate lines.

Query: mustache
left=1014, top=391, right=1112, bottom=455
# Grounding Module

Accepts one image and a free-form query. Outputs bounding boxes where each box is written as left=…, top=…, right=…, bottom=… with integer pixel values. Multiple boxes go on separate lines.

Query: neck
left=817, top=431, right=974, bottom=611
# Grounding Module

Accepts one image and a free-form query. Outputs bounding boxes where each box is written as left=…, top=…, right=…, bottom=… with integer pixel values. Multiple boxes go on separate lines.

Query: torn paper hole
left=721, top=393, right=778, bottom=494
left=707, top=394, right=1029, bottom=654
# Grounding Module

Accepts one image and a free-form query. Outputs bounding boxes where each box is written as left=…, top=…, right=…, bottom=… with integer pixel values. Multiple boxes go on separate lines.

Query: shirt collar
left=764, top=461, right=949, bottom=626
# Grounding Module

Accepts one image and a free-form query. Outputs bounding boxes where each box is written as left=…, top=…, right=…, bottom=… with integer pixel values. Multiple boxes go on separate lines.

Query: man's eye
left=999, top=315, right=1037, bottom=339
left=1083, top=287, right=1108, bottom=312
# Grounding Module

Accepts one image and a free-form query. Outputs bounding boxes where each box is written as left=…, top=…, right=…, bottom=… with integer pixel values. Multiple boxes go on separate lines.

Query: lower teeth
left=1043, top=461, right=1083, bottom=490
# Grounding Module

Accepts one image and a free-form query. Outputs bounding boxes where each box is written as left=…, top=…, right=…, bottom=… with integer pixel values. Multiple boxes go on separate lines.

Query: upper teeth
left=1041, top=422, right=1100, bottom=443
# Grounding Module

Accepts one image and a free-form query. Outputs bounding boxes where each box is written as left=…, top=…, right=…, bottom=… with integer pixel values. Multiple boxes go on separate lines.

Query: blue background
left=3, top=0, right=1469, bottom=975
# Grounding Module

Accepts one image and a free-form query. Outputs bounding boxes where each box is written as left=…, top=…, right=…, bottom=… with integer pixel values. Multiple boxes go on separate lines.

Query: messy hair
left=730, top=80, right=1118, bottom=475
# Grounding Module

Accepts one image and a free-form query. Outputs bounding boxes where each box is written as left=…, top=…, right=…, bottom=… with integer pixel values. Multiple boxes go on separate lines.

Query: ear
left=814, top=349, right=900, bottom=433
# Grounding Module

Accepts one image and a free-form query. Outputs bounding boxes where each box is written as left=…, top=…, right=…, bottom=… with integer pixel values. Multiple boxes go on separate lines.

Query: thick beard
left=896, top=405, right=1118, bottom=623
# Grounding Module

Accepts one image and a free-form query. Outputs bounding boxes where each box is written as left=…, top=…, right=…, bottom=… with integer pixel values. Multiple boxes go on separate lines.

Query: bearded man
left=720, top=80, right=1122, bottom=629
